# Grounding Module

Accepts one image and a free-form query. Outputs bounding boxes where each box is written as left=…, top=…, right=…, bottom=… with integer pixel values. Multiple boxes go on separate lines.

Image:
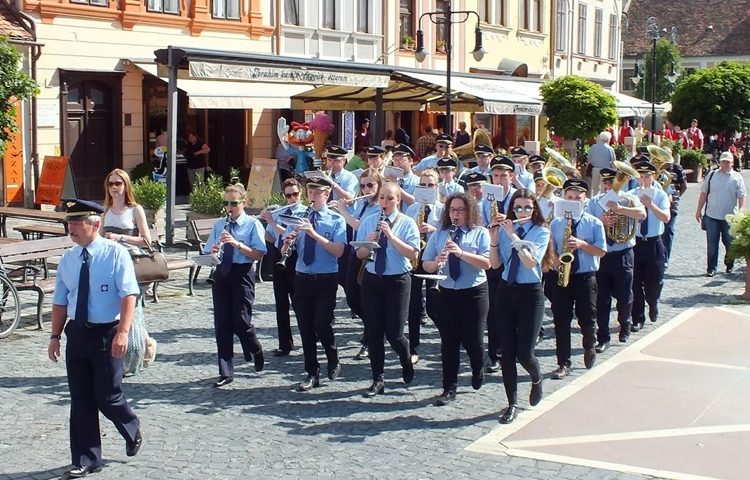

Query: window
left=479, top=0, right=490, bottom=23
left=520, top=0, right=529, bottom=29
left=399, top=0, right=414, bottom=39
left=532, top=0, right=542, bottom=32
left=608, top=13, right=617, bottom=59
left=594, top=8, right=603, bottom=57
left=70, top=0, right=108, bottom=6
left=436, top=0, right=448, bottom=45
left=555, top=0, right=566, bottom=51
left=577, top=3, right=587, bottom=54
left=212, top=0, right=239, bottom=19
left=482, top=0, right=506, bottom=26
left=357, top=0, right=369, bottom=33
left=284, top=0, right=299, bottom=26
left=146, top=0, right=179, bottom=14
left=322, top=0, right=335, bottom=29
left=497, top=0, right=506, bottom=25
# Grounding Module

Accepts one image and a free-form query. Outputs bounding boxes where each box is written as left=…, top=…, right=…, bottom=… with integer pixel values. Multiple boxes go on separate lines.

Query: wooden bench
left=14, top=223, right=67, bottom=240
left=189, top=217, right=265, bottom=284
left=0, top=236, right=74, bottom=330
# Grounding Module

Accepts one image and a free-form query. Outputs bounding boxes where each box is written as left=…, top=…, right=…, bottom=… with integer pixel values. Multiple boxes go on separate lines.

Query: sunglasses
left=360, top=182, right=376, bottom=189
left=419, top=183, right=436, bottom=187
left=513, top=206, right=534, bottom=213
left=108, top=181, right=124, bottom=187
left=284, top=192, right=300, bottom=198
left=449, top=207, right=467, bottom=214
left=222, top=200, right=242, bottom=207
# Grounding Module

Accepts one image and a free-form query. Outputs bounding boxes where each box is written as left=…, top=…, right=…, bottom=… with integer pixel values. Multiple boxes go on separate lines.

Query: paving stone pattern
left=2, top=172, right=749, bottom=480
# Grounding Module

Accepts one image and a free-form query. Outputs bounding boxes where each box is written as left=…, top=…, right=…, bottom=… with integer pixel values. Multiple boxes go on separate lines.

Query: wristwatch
left=50, top=334, right=62, bottom=340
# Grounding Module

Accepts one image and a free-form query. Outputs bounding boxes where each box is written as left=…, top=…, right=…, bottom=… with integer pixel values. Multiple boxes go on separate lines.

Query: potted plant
left=132, top=177, right=167, bottom=232
left=186, top=174, right=226, bottom=241
left=726, top=211, right=750, bottom=299
left=436, top=39, right=447, bottom=53
left=680, top=149, right=709, bottom=183
left=401, top=34, right=414, bottom=50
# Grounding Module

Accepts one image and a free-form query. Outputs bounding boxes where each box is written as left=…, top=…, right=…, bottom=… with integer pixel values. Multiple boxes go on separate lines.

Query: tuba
left=539, top=165, right=567, bottom=200
left=647, top=144, right=675, bottom=191
left=544, top=147, right=575, bottom=171
left=605, top=161, right=639, bottom=243
left=452, top=128, right=494, bottom=160
left=557, top=212, right=574, bottom=287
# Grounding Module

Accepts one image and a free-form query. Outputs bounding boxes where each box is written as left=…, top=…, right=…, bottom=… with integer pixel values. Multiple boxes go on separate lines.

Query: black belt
left=606, top=247, right=633, bottom=255
left=72, top=320, right=119, bottom=329
left=365, top=271, right=409, bottom=279
left=636, top=236, right=659, bottom=242
left=297, top=272, right=337, bottom=280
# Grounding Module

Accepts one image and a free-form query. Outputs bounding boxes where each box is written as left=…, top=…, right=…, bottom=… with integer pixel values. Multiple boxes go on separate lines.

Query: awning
left=609, top=91, right=664, bottom=118
left=132, top=61, right=310, bottom=110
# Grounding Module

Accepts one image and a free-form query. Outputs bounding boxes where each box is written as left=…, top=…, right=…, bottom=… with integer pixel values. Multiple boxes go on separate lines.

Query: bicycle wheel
left=0, top=275, right=21, bottom=339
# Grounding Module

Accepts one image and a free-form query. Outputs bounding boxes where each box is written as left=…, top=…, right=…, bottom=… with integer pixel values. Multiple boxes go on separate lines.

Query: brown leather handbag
left=130, top=240, right=169, bottom=283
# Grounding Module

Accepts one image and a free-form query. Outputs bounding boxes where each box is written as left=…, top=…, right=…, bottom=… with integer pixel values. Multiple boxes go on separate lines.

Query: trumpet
left=276, top=206, right=312, bottom=269
left=557, top=211, right=574, bottom=287
left=430, top=221, right=459, bottom=292
left=366, top=211, right=388, bottom=263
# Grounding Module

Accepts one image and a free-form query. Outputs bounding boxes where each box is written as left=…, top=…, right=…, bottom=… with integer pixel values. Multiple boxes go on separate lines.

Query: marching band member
left=464, top=172, right=488, bottom=217
left=356, top=182, right=421, bottom=397
left=281, top=177, right=347, bottom=392
left=458, top=143, right=493, bottom=184
left=205, top=184, right=267, bottom=387
left=527, top=155, right=546, bottom=175
left=629, top=161, right=671, bottom=332
left=534, top=171, right=560, bottom=222
left=422, top=192, right=491, bottom=406
left=546, top=179, right=606, bottom=380
left=365, top=145, right=388, bottom=174
left=414, top=134, right=461, bottom=173
left=437, top=158, right=465, bottom=198
left=327, top=145, right=359, bottom=201
left=387, top=143, right=420, bottom=207
left=587, top=168, right=646, bottom=351
left=261, top=178, right=307, bottom=357
left=510, top=147, right=535, bottom=190
left=489, top=189, right=551, bottom=424
left=337, top=169, right=383, bottom=360
left=404, top=169, right=443, bottom=363
left=661, top=161, right=687, bottom=268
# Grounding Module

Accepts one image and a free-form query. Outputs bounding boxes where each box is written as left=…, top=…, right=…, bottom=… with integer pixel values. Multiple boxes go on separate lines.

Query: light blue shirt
left=330, top=169, right=359, bottom=201
left=398, top=172, right=420, bottom=196
left=481, top=186, right=516, bottom=224
left=266, top=203, right=309, bottom=249
left=294, top=206, right=347, bottom=274
left=516, top=169, right=535, bottom=190
left=587, top=191, right=643, bottom=251
left=356, top=210, right=420, bottom=275
left=53, top=236, right=140, bottom=323
left=423, top=225, right=490, bottom=289
left=550, top=212, right=606, bottom=273
left=414, top=154, right=465, bottom=173
left=458, top=165, right=492, bottom=183
left=497, top=223, right=550, bottom=284
left=439, top=179, right=465, bottom=198
left=204, top=212, right=267, bottom=264
left=349, top=198, right=380, bottom=224
left=627, top=186, right=670, bottom=238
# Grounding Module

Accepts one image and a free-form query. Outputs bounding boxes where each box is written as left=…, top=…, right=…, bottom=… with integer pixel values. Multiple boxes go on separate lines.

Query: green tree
left=540, top=75, right=618, bottom=141
left=634, top=38, right=681, bottom=104
left=670, top=61, right=750, bottom=136
left=0, top=37, right=38, bottom=149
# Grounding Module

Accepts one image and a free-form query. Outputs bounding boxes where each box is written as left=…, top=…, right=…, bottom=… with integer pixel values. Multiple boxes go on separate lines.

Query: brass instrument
left=544, top=147, right=575, bottom=171
left=647, top=144, right=675, bottom=191
left=539, top=165, right=567, bottom=200
left=412, top=203, right=427, bottom=270
left=605, top=160, right=640, bottom=243
left=452, top=128, right=494, bottom=160
left=557, top=212, right=574, bottom=287
left=276, top=206, right=312, bottom=269
left=430, top=221, right=459, bottom=292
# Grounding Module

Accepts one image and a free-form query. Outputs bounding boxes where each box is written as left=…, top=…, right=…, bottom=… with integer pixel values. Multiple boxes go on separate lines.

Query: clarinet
left=430, top=221, right=459, bottom=292
left=216, top=213, right=232, bottom=263
left=277, top=206, right=312, bottom=269
left=366, top=211, right=388, bottom=263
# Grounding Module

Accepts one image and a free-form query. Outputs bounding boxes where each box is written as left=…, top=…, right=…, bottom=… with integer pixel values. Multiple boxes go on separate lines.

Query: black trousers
left=596, top=248, right=634, bottom=343
left=496, top=281, right=543, bottom=406
left=271, top=248, right=297, bottom=352
left=407, top=271, right=437, bottom=354
left=546, top=272, right=597, bottom=368
left=633, top=237, right=666, bottom=324
left=212, top=263, right=261, bottom=378
left=434, top=283, right=488, bottom=392
left=344, top=250, right=367, bottom=344
left=65, top=321, right=139, bottom=468
left=361, top=271, right=411, bottom=380
left=294, top=273, right=339, bottom=376
left=485, top=267, right=503, bottom=363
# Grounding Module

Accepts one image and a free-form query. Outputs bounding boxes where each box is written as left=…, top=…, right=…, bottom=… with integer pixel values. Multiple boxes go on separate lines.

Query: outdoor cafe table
left=0, top=207, right=68, bottom=237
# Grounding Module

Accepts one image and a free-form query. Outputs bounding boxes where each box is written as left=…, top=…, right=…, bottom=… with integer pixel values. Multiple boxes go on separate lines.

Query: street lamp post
left=414, top=5, right=485, bottom=134
left=645, top=17, right=679, bottom=134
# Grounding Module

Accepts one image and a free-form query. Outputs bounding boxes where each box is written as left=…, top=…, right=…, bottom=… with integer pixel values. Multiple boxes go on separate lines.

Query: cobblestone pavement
left=2, top=172, right=749, bottom=480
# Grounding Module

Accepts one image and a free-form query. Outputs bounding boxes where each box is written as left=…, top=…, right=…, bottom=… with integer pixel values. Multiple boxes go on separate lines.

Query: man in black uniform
left=661, top=162, right=687, bottom=269
left=48, top=200, right=142, bottom=478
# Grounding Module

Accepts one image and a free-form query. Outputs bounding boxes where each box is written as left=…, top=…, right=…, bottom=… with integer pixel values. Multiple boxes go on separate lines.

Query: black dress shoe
left=471, top=368, right=484, bottom=390
left=297, top=375, right=320, bottom=392
left=126, top=429, right=142, bottom=457
left=499, top=405, right=518, bottom=424
left=530, top=379, right=543, bottom=406
left=363, top=379, right=385, bottom=397
left=619, top=324, right=631, bottom=343
left=402, top=360, right=414, bottom=384
left=707, top=270, right=716, bottom=277
left=583, top=348, right=597, bottom=369
left=485, top=360, right=501, bottom=373
left=213, top=376, right=234, bottom=388
left=272, top=348, right=291, bottom=357
left=552, top=365, right=570, bottom=380
left=631, top=322, right=643, bottom=333
left=434, top=389, right=456, bottom=406
left=327, top=362, right=341, bottom=381
left=253, top=350, right=264, bottom=372
left=354, top=345, right=369, bottom=360
left=726, top=264, right=734, bottom=273
left=64, top=465, right=102, bottom=478
left=595, top=341, right=609, bottom=353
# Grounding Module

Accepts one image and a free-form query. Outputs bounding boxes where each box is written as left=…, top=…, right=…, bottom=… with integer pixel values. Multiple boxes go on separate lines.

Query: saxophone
left=412, top=203, right=427, bottom=270
left=557, top=211, right=574, bottom=287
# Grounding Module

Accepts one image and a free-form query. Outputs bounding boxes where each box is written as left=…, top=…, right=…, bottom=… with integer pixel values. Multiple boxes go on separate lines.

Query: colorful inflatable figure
left=278, top=118, right=315, bottom=174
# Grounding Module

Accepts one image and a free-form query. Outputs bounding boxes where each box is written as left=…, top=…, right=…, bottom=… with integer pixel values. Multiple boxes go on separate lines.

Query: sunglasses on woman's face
left=284, top=191, right=300, bottom=199
left=108, top=181, right=124, bottom=187
left=360, top=182, right=376, bottom=189
left=513, top=205, right=534, bottom=213
left=222, top=200, right=242, bottom=207
left=419, top=183, right=436, bottom=187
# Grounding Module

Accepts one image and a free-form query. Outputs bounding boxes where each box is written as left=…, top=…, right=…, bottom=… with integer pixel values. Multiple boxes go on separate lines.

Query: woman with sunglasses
left=489, top=189, right=552, bottom=424
left=100, top=169, right=154, bottom=375
left=261, top=178, right=307, bottom=357
left=422, top=193, right=491, bottom=406
left=355, top=182, right=420, bottom=397
left=404, top=169, right=443, bottom=364
left=336, top=168, right=383, bottom=360
left=204, top=184, right=267, bottom=388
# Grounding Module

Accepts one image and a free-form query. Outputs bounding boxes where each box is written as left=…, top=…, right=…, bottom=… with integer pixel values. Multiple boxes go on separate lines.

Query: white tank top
left=104, top=206, right=137, bottom=234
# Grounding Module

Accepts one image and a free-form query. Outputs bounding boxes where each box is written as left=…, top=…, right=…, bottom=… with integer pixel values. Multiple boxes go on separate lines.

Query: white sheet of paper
left=277, top=214, right=307, bottom=227
left=554, top=199, right=584, bottom=220
left=481, top=183, right=505, bottom=203
left=414, top=186, right=438, bottom=205
left=635, top=188, right=655, bottom=200
left=384, top=166, right=405, bottom=179
left=598, top=190, right=622, bottom=211
left=304, top=170, right=327, bottom=180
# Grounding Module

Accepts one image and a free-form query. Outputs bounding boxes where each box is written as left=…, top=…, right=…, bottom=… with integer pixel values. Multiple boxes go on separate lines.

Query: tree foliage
left=670, top=61, right=750, bottom=135
left=634, top=38, right=681, bottom=104
left=540, top=76, right=618, bottom=141
left=0, top=37, right=38, bottom=146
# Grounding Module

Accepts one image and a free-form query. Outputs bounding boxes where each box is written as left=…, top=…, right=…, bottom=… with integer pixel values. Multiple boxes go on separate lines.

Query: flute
left=328, top=193, right=374, bottom=208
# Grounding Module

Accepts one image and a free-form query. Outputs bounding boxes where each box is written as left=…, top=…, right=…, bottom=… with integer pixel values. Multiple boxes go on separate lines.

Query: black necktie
left=358, top=202, right=368, bottom=219
left=571, top=221, right=580, bottom=274
left=374, top=219, right=390, bottom=275
left=424, top=205, right=432, bottom=222
left=218, top=222, right=236, bottom=275
left=640, top=211, right=649, bottom=237
left=76, top=249, right=89, bottom=324
left=507, top=227, right=525, bottom=285
left=303, top=212, right=318, bottom=266
left=448, top=229, right=463, bottom=280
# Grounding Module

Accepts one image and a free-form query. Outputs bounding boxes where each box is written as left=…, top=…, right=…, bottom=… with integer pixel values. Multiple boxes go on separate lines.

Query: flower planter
left=685, top=165, right=704, bottom=183
left=143, top=207, right=165, bottom=234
